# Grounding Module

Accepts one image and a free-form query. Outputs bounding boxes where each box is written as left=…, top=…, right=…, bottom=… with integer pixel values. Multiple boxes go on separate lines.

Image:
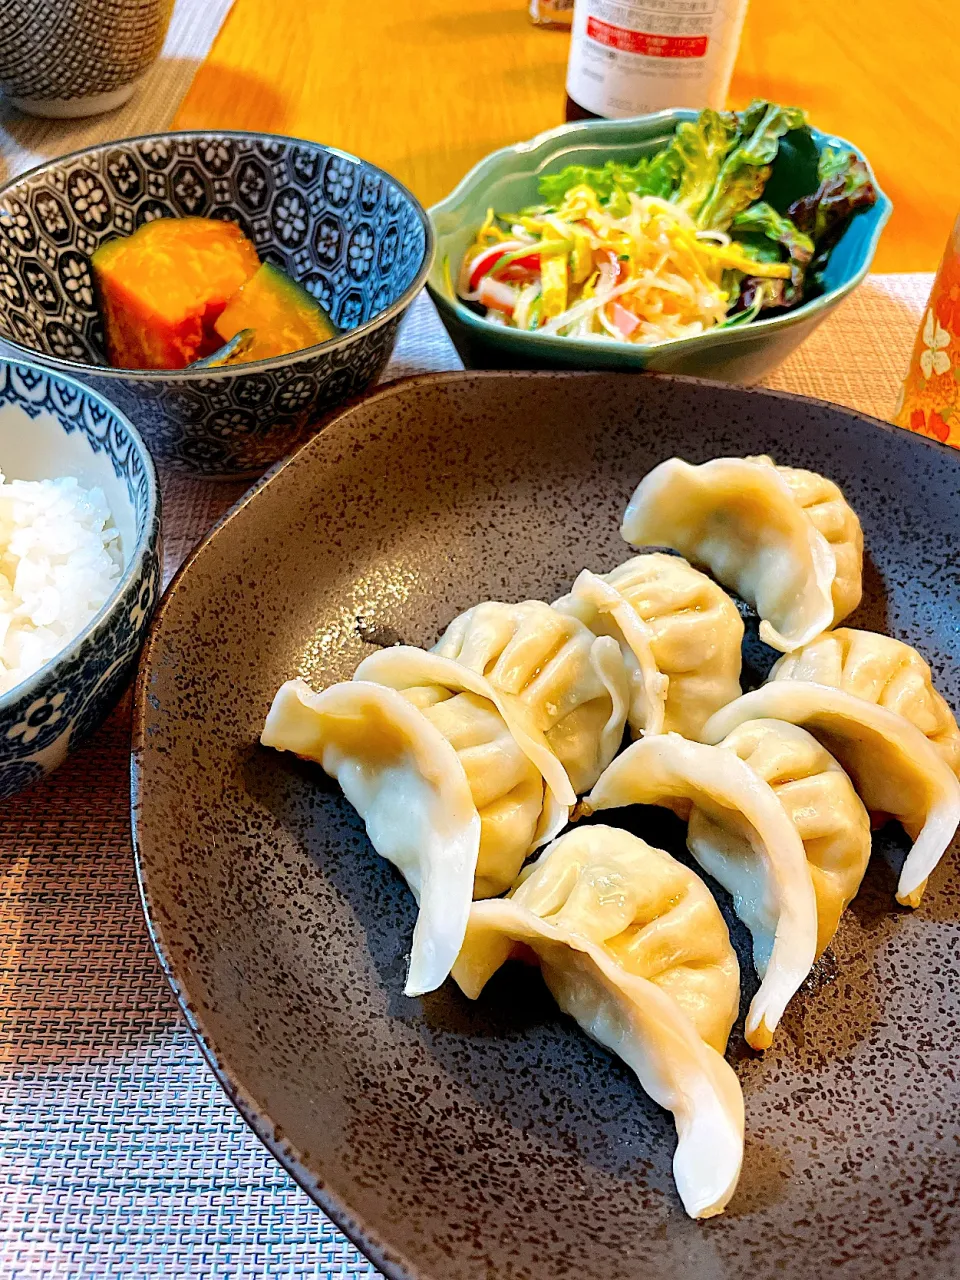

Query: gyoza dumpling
left=356, top=648, right=577, bottom=896
left=620, top=456, right=863, bottom=652
left=554, top=554, right=743, bottom=739
left=770, top=628, right=960, bottom=775
left=432, top=599, right=629, bottom=793
left=760, top=458, right=863, bottom=632
left=695, top=719, right=871, bottom=958
left=453, top=825, right=743, bottom=1219
left=702, top=684, right=960, bottom=908
left=261, top=649, right=575, bottom=996
left=584, top=734, right=818, bottom=1050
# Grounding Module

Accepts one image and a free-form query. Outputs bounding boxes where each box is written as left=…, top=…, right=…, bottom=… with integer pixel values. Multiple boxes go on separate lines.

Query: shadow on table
left=170, top=65, right=289, bottom=135
left=0, top=57, right=287, bottom=184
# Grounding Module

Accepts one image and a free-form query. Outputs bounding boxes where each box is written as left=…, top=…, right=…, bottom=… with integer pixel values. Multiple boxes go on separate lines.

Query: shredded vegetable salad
left=458, top=188, right=791, bottom=343
left=454, top=101, right=878, bottom=346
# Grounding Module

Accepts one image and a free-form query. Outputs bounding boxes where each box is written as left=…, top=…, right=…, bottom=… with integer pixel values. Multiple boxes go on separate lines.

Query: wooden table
left=175, top=0, right=960, bottom=273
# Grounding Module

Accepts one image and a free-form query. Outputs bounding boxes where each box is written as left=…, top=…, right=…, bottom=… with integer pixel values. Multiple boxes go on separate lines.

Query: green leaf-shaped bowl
left=427, top=110, right=891, bottom=383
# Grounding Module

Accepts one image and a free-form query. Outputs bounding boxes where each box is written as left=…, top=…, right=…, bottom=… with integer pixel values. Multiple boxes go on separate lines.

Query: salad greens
left=457, top=102, right=879, bottom=345
left=787, top=146, right=880, bottom=279
left=536, top=101, right=807, bottom=232
left=538, top=148, right=681, bottom=208
left=528, top=101, right=877, bottom=317
left=693, top=102, right=806, bottom=230
left=731, top=202, right=815, bottom=308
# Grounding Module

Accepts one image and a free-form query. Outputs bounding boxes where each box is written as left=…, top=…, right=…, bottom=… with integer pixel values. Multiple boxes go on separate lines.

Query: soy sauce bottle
left=565, top=0, right=750, bottom=121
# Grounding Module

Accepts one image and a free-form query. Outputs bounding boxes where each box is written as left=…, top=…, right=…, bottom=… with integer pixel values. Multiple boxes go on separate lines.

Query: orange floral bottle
left=895, top=213, right=960, bottom=445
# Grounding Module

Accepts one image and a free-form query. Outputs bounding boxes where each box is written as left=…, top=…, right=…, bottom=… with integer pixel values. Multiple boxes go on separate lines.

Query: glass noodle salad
left=455, top=102, right=879, bottom=346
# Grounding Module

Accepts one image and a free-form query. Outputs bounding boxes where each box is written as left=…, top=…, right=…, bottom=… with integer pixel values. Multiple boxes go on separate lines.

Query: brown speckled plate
left=131, top=372, right=960, bottom=1280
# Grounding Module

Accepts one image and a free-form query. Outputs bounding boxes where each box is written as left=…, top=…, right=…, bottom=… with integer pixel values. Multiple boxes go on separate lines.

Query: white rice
left=0, top=472, right=123, bottom=696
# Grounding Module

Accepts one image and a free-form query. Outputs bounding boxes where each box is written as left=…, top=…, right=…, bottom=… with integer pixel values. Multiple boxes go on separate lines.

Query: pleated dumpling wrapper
left=584, top=733, right=818, bottom=1050
left=554, top=553, right=743, bottom=740
left=770, top=628, right=960, bottom=776
left=696, top=719, right=871, bottom=959
left=432, top=599, right=629, bottom=794
left=702, top=684, right=960, bottom=909
left=452, top=824, right=743, bottom=1220
left=620, top=456, right=863, bottom=653
left=261, top=648, right=575, bottom=997
left=761, top=457, right=864, bottom=628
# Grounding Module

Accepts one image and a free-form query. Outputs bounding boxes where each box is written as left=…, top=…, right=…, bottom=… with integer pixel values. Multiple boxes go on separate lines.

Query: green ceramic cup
left=427, top=110, right=891, bottom=383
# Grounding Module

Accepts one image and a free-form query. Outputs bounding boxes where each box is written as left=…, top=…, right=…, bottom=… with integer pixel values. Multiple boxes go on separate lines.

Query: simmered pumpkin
left=214, top=263, right=337, bottom=361
left=92, top=217, right=260, bottom=370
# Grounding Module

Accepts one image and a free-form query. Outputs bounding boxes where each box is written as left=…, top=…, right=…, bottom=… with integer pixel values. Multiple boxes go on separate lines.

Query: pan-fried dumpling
left=453, top=825, right=743, bottom=1219
left=760, top=458, right=863, bottom=631
left=261, top=649, right=575, bottom=996
left=695, top=719, right=871, bottom=958
left=432, top=599, right=629, bottom=793
left=702, top=684, right=960, bottom=909
left=354, top=648, right=577, bottom=877
left=584, top=734, right=818, bottom=1050
left=770, top=628, right=960, bottom=775
left=554, top=554, right=743, bottom=739
left=620, top=456, right=863, bottom=652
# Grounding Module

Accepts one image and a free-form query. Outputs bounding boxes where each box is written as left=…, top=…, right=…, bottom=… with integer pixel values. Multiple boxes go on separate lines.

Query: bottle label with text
left=566, top=0, right=749, bottom=118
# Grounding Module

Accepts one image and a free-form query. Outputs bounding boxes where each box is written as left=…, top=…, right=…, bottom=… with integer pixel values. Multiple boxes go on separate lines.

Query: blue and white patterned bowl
left=0, top=131, right=433, bottom=477
left=0, top=358, right=160, bottom=799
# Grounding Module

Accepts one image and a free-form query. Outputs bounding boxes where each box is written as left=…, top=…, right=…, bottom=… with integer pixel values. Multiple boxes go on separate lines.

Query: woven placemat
left=0, top=276, right=934, bottom=1279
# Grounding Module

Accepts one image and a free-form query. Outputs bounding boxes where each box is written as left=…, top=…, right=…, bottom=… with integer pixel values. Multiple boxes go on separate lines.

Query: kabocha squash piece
left=92, top=217, right=260, bottom=370
left=214, top=263, right=338, bottom=362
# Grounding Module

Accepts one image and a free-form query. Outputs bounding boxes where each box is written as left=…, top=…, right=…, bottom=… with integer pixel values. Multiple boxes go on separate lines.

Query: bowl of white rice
left=0, top=357, right=159, bottom=798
